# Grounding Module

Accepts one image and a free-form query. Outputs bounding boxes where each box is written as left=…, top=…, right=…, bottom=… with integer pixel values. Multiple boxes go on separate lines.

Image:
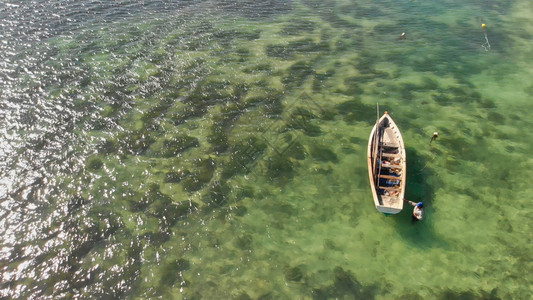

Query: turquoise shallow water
left=1, top=0, right=532, bottom=299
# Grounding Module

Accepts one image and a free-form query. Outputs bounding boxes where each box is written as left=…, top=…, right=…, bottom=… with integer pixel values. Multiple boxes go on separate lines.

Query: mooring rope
left=481, top=23, right=491, bottom=51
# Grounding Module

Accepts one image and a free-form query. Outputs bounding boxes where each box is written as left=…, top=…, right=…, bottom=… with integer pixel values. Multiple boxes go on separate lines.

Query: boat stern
left=376, top=205, right=402, bottom=215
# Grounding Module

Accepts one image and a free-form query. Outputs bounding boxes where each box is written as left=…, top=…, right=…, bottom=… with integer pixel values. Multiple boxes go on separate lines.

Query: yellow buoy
left=482, top=23, right=486, bottom=29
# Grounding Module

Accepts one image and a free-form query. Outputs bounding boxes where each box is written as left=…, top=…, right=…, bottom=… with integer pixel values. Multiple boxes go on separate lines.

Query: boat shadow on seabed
left=391, top=147, right=449, bottom=249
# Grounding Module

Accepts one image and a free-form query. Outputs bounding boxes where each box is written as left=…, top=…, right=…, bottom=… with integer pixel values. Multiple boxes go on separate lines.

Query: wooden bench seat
left=379, top=174, right=401, bottom=180
left=379, top=186, right=400, bottom=191
left=380, top=164, right=402, bottom=169
left=381, top=153, right=401, bottom=158
left=380, top=142, right=399, bottom=147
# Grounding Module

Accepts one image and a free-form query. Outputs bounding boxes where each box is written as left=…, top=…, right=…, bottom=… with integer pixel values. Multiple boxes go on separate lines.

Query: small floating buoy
left=399, top=32, right=406, bottom=40
left=430, top=132, right=438, bottom=144
left=481, top=23, right=490, bottom=51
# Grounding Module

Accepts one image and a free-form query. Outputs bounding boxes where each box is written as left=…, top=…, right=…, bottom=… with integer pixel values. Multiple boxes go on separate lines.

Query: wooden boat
left=367, top=111, right=406, bottom=214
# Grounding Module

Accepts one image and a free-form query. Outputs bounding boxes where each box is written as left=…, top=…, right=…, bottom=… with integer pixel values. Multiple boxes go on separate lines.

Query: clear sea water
left=1, top=0, right=532, bottom=299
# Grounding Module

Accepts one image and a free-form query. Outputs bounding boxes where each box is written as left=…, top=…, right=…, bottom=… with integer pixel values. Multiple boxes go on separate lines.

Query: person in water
left=404, top=199, right=424, bottom=222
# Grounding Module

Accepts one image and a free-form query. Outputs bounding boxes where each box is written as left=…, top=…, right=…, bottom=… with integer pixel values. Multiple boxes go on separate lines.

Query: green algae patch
left=284, top=265, right=304, bottom=282
left=221, top=137, right=267, bottom=179
left=14, top=2, right=533, bottom=299
left=86, top=155, right=104, bottom=171
left=150, top=135, right=200, bottom=157
left=164, top=169, right=191, bottom=183
left=160, top=258, right=190, bottom=286
left=181, top=157, right=216, bottom=193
